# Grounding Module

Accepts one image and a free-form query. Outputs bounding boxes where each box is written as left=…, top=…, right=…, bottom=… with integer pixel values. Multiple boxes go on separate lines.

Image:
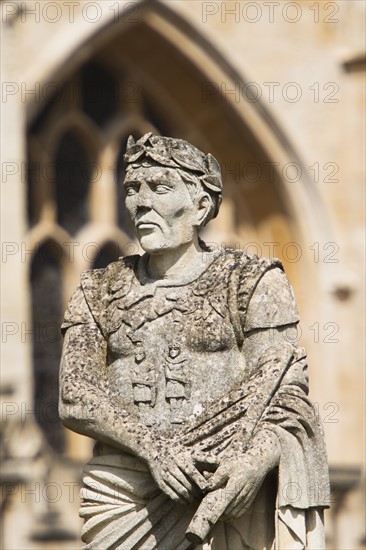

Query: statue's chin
left=138, top=231, right=196, bottom=255
left=138, top=235, right=168, bottom=254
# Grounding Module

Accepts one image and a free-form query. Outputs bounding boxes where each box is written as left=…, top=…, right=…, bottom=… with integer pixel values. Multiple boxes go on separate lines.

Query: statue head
left=122, top=133, right=222, bottom=254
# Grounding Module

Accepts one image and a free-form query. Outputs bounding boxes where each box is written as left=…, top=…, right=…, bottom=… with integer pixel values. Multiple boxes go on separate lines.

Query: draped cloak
left=59, top=249, right=330, bottom=549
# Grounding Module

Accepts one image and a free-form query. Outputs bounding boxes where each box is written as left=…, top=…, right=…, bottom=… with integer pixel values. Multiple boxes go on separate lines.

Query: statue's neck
left=145, top=240, right=204, bottom=281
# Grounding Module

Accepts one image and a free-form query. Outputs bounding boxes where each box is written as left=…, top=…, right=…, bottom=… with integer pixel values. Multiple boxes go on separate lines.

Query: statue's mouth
left=136, top=221, right=159, bottom=230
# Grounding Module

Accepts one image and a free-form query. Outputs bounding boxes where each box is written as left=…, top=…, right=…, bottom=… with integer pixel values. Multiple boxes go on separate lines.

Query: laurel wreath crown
left=124, top=133, right=223, bottom=195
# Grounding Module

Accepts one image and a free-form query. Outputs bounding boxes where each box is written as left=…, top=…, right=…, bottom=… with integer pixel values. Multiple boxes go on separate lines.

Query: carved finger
left=174, top=454, right=208, bottom=489
left=156, top=475, right=183, bottom=503
left=177, top=459, right=209, bottom=492
left=224, top=482, right=257, bottom=518
left=169, top=465, right=195, bottom=499
left=151, top=462, right=186, bottom=502
left=191, top=451, right=219, bottom=472
left=206, top=465, right=230, bottom=491
left=164, top=470, right=191, bottom=503
left=225, top=493, right=251, bottom=519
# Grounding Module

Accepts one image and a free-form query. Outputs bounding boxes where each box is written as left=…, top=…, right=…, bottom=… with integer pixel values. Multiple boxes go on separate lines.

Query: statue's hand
left=149, top=445, right=213, bottom=504
left=205, top=455, right=266, bottom=520
left=205, top=430, right=280, bottom=520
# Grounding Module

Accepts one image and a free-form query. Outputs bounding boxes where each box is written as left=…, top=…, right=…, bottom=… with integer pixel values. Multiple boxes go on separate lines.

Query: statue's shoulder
left=240, top=254, right=299, bottom=331
left=217, top=249, right=298, bottom=331
left=218, top=248, right=283, bottom=273
left=204, top=248, right=284, bottom=297
left=77, top=255, right=139, bottom=328
left=80, top=255, right=139, bottom=293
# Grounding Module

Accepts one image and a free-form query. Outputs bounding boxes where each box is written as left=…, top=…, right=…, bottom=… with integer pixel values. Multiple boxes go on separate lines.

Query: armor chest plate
left=106, top=284, right=245, bottom=434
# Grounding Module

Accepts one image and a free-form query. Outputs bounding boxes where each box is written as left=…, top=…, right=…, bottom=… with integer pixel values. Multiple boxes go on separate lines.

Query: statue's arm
left=206, top=268, right=306, bottom=517
left=59, top=318, right=160, bottom=463
left=240, top=267, right=302, bottom=453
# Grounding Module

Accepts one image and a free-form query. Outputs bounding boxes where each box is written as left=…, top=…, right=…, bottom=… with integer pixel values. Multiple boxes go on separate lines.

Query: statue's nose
left=136, top=184, right=152, bottom=208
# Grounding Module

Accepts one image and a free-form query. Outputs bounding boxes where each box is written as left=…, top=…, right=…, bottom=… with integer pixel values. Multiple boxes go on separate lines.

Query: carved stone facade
left=1, top=1, right=365, bottom=549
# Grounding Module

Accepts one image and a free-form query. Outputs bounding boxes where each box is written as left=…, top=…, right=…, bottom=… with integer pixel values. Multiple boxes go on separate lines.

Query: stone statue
left=59, top=133, right=329, bottom=549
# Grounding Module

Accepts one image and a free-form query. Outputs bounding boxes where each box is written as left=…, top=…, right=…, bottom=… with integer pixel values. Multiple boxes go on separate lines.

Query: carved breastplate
left=78, top=250, right=282, bottom=435
left=104, top=255, right=245, bottom=433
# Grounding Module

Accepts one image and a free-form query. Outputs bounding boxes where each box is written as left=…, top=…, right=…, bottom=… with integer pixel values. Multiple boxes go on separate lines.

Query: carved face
left=169, top=345, right=181, bottom=358
left=135, top=348, right=146, bottom=362
left=123, top=166, right=204, bottom=254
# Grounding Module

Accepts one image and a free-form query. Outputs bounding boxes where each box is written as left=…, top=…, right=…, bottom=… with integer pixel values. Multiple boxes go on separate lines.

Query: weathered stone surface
left=59, top=134, right=329, bottom=549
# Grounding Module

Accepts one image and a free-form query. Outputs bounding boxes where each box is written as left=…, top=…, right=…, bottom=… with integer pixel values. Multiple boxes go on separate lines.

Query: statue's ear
left=196, top=192, right=212, bottom=228
left=126, top=135, right=136, bottom=150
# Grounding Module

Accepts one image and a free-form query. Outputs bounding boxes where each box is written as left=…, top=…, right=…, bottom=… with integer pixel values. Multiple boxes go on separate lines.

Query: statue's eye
left=155, top=184, right=170, bottom=194
left=125, top=185, right=137, bottom=196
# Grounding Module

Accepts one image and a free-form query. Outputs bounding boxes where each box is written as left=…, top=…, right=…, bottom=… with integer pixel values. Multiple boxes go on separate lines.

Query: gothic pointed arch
left=24, top=0, right=335, bottom=459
